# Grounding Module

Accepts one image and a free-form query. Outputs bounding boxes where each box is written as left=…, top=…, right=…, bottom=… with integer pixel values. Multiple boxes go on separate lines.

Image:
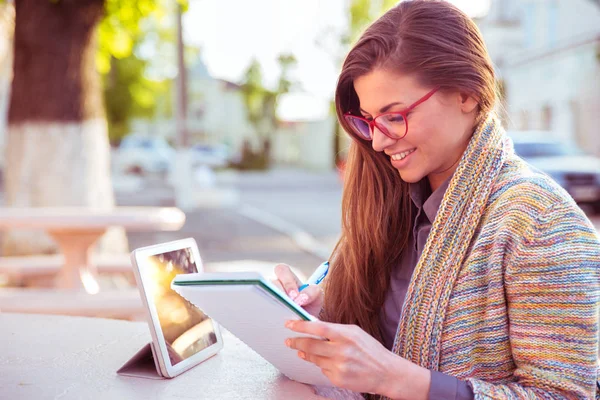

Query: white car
left=509, top=131, right=600, bottom=209
left=190, top=144, right=230, bottom=169
left=115, top=135, right=175, bottom=176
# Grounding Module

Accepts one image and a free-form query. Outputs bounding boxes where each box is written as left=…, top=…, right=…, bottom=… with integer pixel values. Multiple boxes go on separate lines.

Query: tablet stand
left=117, top=342, right=165, bottom=380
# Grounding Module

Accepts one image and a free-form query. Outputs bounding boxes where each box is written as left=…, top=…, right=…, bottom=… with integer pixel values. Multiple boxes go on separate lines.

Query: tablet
left=171, top=271, right=332, bottom=387
left=130, top=238, right=224, bottom=378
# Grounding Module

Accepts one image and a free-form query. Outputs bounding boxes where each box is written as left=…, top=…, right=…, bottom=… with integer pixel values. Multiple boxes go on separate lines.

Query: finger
left=320, top=367, right=338, bottom=384
left=270, top=279, right=286, bottom=294
left=285, top=320, right=346, bottom=340
left=274, top=263, right=302, bottom=299
left=298, top=350, right=332, bottom=370
left=285, top=337, right=336, bottom=358
left=294, top=284, right=323, bottom=307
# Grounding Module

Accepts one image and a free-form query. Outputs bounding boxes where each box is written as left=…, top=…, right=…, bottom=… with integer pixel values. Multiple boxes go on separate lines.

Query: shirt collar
left=408, top=175, right=453, bottom=224
left=408, top=179, right=429, bottom=210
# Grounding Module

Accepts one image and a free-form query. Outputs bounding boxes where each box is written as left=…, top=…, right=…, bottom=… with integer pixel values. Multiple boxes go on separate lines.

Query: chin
left=398, top=170, right=423, bottom=183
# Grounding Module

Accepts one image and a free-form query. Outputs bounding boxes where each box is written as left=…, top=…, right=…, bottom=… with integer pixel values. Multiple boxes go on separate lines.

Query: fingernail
left=295, top=293, right=309, bottom=306
left=285, top=320, right=293, bottom=329
left=288, top=290, right=298, bottom=300
left=285, top=339, right=291, bottom=347
left=298, top=351, right=306, bottom=359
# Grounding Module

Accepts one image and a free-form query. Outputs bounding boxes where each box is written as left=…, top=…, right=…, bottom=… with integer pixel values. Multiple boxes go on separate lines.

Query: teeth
left=391, top=149, right=415, bottom=161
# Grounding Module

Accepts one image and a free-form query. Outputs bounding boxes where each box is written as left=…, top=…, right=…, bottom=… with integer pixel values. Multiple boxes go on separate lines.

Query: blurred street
left=3, top=164, right=600, bottom=279
left=114, top=167, right=600, bottom=279
left=116, top=168, right=343, bottom=278
left=3, top=165, right=600, bottom=280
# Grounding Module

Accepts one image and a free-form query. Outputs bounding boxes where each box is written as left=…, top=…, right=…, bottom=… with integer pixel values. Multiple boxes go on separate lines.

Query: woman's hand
left=272, top=263, right=324, bottom=317
left=285, top=320, right=430, bottom=400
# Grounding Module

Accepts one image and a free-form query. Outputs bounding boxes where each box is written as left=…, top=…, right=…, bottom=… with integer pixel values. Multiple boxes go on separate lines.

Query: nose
left=371, top=126, right=397, bottom=153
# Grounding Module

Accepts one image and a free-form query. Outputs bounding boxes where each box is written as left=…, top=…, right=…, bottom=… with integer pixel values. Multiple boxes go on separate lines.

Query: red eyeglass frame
left=344, top=86, right=440, bottom=140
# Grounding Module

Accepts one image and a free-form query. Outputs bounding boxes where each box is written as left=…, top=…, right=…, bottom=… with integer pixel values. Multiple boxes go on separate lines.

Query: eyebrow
left=360, top=102, right=405, bottom=115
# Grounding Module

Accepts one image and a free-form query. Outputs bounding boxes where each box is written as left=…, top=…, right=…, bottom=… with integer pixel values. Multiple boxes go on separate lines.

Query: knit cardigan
left=386, top=115, right=600, bottom=399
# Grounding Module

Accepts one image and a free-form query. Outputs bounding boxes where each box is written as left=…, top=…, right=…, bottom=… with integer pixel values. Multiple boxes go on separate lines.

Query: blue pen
left=298, top=261, right=329, bottom=292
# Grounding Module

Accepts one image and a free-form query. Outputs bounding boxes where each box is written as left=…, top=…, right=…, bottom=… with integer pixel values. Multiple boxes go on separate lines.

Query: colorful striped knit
left=386, top=115, right=600, bottom=399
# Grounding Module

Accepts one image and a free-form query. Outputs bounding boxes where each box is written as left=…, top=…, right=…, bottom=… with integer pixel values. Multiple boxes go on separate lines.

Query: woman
left=274, top=1, right=600, bottom=399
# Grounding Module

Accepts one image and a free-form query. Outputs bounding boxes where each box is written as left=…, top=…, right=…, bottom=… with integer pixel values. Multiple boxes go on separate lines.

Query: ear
left=459, top=92, right=479, bottom=114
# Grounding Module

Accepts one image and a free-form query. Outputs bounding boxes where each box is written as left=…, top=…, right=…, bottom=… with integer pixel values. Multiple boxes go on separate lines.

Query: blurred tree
left=3, top=0, right=184, bottom=256
left=104, top=54, right=172, bottom=145
left=238, top=54, right=297, bottom=169
left=240, top=59, right=268, bottom=137
left=100, top=0, right=186, bottom=144
left=276, top=53, right=298, bottom=95
left=270, top=53, right=298, bottom=130
left=103, top=55, right=181, bottom=144
left=240, top=53, right=297, bottom=138
left=346, top=0, right=398, bottom=46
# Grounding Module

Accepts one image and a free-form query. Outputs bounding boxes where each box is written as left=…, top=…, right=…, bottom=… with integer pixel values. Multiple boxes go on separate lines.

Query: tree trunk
left=3, top=0, right=127, bottom=256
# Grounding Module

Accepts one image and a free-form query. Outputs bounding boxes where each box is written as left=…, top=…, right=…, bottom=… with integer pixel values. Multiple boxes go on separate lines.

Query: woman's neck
left=428, top=123, right=476, bottom=191
left=428, top=159, right=459, bottom=192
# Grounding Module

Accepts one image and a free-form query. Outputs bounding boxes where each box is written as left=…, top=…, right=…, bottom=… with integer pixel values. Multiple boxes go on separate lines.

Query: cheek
left=413, top=110, right=458, bottom=147
left=408, top=118, right=440, bottom=152
left=410, top=121, right=453, bottom=166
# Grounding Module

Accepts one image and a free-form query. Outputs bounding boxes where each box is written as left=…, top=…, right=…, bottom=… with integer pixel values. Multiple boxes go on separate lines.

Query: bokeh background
left=0, top=0, right=598, bottom=291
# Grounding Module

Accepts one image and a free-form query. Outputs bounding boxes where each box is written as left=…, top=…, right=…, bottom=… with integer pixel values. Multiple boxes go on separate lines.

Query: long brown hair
left=323, top=0, right=498, bottom=342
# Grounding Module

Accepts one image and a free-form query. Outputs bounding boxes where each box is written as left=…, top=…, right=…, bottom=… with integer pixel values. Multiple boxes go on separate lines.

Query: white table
left=0, top=207, right=185, bottom=293
left=0, top=313, right=326, bottom=400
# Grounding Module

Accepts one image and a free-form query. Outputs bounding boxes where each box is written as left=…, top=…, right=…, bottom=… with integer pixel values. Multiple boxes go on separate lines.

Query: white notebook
left=171, top=272, right=332, bottom=387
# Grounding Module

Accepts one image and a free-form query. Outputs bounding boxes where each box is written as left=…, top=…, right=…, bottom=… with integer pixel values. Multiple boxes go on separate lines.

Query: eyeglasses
left=344, top=87, right=440, bottom=141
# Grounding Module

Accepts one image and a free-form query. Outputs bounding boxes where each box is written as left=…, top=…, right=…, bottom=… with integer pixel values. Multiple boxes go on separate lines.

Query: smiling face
left=353, top=68, right=479, bottom=191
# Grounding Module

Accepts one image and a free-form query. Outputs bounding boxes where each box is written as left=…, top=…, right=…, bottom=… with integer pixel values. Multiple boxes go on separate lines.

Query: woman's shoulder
left=482, top=154, right=597, bottom=237
left=480, top=154, right=599, bottom=257
left=490, top=154, right=577, bottom=213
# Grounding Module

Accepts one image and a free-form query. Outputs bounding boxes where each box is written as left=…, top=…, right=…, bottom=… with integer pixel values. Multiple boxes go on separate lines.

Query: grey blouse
left=379, top=177, right=474, bottom=400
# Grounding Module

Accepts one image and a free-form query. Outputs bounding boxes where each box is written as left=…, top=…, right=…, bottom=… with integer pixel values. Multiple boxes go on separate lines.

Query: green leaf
left=110, top=28, right=134, bottom=59
left=95, top=0, right=191, bottom=143
left=130, top=82, right=155, bottom=108
left=176, top=0, right=189, bottom=12
left=348, top=0, right=397, bottom=43
left=95, top=51, right=111, bottom=74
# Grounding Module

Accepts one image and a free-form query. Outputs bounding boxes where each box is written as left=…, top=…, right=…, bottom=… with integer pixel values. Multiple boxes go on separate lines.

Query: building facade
left=131, top=58, right=258, bottom=158
left=479, top=0, right=600, bottom=152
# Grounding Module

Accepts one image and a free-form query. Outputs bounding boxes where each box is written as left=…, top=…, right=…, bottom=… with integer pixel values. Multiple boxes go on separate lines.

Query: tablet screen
left=143, top=247, right=218, bottom=366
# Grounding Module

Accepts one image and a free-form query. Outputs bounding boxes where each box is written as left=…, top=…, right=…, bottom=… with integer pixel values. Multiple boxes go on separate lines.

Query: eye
left=384, top=114, right=405, bottom=123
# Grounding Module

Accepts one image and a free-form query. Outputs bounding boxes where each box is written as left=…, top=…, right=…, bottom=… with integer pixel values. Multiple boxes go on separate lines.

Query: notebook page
left=172, top=283, right=332, bottom=387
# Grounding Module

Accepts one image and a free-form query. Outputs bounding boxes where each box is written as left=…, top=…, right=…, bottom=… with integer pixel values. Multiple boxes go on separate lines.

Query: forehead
left=353, top=69, right=421, bottom=114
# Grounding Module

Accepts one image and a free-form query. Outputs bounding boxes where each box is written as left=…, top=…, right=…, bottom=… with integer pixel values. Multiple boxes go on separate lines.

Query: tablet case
left=117, top=341, right=165, bottom=379
left=118, top=238, right=209, bottom=380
